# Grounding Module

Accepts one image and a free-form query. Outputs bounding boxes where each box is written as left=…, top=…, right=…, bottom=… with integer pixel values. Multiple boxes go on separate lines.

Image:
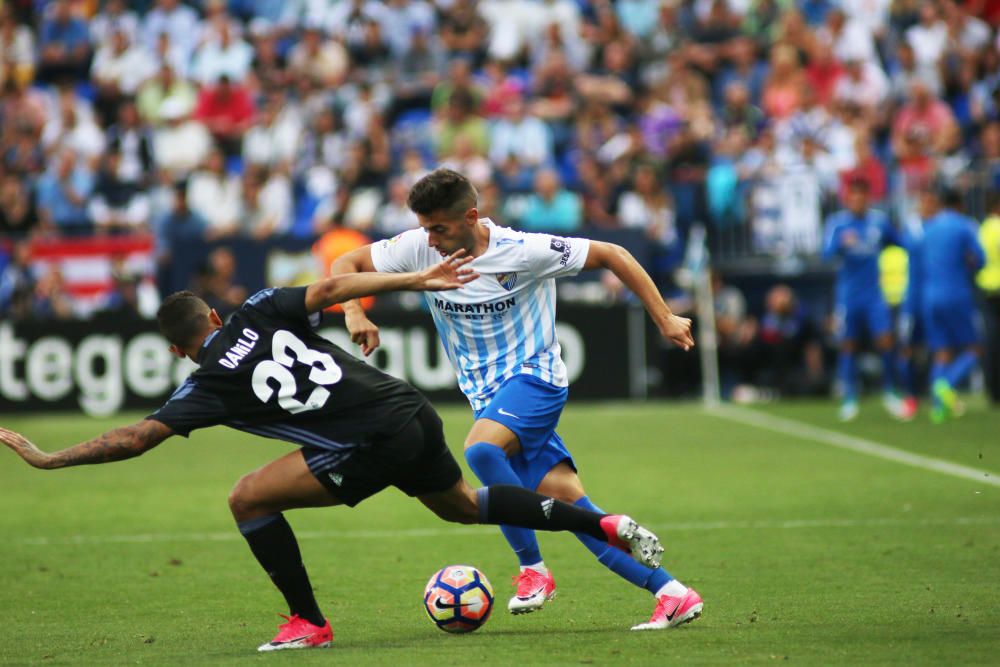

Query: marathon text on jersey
left=219, top=328, right=260, bottom=369
left=433, top=296, right=517, bottom=314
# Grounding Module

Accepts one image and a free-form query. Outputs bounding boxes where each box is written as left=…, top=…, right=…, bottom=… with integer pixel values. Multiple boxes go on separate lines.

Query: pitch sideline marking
left=707, top=405, right=999, bottom=487
left=13, top=515, right=1000, bottom=547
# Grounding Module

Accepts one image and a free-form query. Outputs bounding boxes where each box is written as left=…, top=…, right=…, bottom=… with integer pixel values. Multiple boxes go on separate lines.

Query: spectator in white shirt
left=817, top=8, right=877, bottom=65
left=91, top=28, right=156, bottom=123
left=243, top=92, right=304, bottom=169
left=942, top=0, right=992, bottom=56
left=288, top=24, right=350, bottom=88
left=41, top=90, right=105, bottom=163
left=833, top=57, right=889, bottom=119
left=89, top=0, right=140, bottom=45
left=187, top=148, right=242, bottom=239
left=489, top=95, right=553, bottom=182
left=152, top=96, right=212, bottom=179
left=191, top=21, right=254, bottom=85
left=143, top=0, right=202, bottom=67
left=91, top=29, right=156, bottom=96
left=906, top=2, right=948, bottom=69
left=888, top=42, right=941, bottom=104
left=381, top=0, right=436, bottom=59
left=838, top=0, right=891, bottom=42
left=241, top=166, right=293, bottom=239
left=151, top=29, right=190, bottom=78
left=617, top=163, right=679, bottom=247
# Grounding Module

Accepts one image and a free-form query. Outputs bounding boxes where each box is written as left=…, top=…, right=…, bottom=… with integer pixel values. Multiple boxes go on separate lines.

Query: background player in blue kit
left=333, top=169, right=703, bottom=631
left=917, top=187, right=986, bottom=423
left=822, top=178, right=905, bottom=422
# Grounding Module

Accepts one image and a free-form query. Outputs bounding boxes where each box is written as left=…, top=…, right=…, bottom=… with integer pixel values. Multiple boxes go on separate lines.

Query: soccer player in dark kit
left=0, top=250, right=663, bottom=652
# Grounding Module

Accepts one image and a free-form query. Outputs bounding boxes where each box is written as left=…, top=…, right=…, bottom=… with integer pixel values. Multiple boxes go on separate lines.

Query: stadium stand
left=1, top=0, right=998, bottom=401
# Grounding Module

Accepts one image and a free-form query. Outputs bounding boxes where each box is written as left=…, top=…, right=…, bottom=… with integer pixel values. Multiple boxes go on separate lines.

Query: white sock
left=655, top=580, right=688, bottom=598
left=521, top=561, right=547, bottom=575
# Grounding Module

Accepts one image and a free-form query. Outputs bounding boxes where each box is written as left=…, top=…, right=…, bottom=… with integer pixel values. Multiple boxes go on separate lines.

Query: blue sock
left=945, top=351, right=978, bottom=388
left=880, top=350, right=896, bottom=393
left=895, top=353, right=914, bottom=397
left=930, top=361, right=947, bottom=407
left=572, top=496, right=672, bottom=595
left=838, top=352, right=857, bottom=401
left=465, top=442, right=542, bottom=567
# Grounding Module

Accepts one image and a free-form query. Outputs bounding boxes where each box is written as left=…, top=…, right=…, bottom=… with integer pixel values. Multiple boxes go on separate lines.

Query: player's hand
left=0, top=427, right=51, bottom=469
left=660, top=314, right=695, bottom=351
left=417, top=249, right=479, bottom=292
left=345, top=309, right=381, bottom=357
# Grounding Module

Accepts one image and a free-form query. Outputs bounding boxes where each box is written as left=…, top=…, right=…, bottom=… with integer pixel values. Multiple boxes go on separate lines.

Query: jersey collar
left=197, top=328, right=222, bottom=364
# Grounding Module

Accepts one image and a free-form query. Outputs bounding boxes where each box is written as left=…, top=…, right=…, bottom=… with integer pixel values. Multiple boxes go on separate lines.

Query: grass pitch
left=1, top=399, right=998, bottom=665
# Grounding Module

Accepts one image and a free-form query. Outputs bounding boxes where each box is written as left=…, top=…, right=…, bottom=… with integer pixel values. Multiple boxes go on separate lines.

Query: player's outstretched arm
left=305, top=250, right=478, bottom=314
left=331, top=245, right=382, bottom=356
left=583, top=241, right=694, bottom=351
left=0, top=419, right=173, bottom=470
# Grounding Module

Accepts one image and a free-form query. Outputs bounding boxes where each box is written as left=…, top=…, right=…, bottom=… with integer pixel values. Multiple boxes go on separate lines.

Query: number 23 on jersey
left=252, top=330, right=343, bottom=414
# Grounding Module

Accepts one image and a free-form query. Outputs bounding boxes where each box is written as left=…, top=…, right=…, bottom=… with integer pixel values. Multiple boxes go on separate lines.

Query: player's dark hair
left=846, top=176, right=870, bottom=192
left=407, top=168, right=478, bottom=218
left=157, top=290, right=211, bottom=348
left=940, top=186, right=963, bottom=209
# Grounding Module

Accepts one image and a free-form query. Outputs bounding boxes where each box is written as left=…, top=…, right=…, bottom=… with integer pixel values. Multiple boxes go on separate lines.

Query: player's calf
left=424, top=482, right=664, bottom=566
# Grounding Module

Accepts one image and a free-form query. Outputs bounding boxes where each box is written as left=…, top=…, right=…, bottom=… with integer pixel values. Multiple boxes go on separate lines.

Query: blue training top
left=920, top=210, right=986, bottom=307
left=823, top=208, right=898, bottom=305
left=900, top=220, right=924, bottom=316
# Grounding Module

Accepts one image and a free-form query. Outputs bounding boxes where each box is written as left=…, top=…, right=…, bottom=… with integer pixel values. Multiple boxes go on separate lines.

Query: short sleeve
left=370, top=229, right=426, bottom=273
left=242, top=286, right=320, bottom=328
left=147, top=378, right=228, bottom=437
left=822, top=215, right=841, bottom=260
left=522, top=233, right=591, bottom=280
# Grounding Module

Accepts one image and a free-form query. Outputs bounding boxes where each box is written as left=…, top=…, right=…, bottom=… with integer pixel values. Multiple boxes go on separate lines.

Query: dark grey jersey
left=148, top=287, right=427, bottom=452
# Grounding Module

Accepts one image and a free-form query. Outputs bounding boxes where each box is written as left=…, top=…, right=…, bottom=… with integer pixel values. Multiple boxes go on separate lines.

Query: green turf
left=1, top=399, right=999, bottom=665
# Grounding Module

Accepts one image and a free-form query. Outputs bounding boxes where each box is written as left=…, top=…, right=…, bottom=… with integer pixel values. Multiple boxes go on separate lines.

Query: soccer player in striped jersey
left=333, top=169, right=703, bottom=631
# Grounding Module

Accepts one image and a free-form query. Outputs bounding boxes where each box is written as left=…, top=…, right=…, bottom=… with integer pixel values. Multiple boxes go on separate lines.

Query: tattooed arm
left=0, top=420, right=173, bottom=470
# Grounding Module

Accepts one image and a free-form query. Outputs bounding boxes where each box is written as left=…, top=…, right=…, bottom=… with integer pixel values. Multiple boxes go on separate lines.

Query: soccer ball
left=423, top=565, right=494, bottom=633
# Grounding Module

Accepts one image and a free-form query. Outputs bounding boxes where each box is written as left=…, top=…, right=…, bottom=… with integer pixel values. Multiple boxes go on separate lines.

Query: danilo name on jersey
left=219, top=328, right=260, bottom=369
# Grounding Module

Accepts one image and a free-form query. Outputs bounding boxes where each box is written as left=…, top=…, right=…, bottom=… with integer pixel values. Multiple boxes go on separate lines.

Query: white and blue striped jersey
left=370, top=219, right=590, bottom=411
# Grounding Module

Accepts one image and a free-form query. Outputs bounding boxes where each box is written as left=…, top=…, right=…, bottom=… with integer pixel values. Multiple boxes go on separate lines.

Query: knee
left=228, top=473, right=259, bottom=521
left=551, top=489, right=583, bottom=504
left=432, top=494, right=479, bottom=525
left=443, top=504, right=479, bottom=525
left=540, top=482, right=584, bottom=504
left=464, top=441, right=505, bottom=470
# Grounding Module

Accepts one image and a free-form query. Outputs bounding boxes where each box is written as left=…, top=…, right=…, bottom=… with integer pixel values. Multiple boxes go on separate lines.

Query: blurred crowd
left=1, top=0, right=999, bottom=399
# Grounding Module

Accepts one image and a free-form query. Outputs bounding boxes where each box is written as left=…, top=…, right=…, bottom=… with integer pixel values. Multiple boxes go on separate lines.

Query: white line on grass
left=14, top=516, right=1000, bottom=547
left=707, top=406, right=999, bottom=487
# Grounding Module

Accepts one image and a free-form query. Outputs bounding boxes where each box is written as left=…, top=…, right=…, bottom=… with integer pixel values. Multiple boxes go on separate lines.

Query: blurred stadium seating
left=1, top=0, right=999, bottom=404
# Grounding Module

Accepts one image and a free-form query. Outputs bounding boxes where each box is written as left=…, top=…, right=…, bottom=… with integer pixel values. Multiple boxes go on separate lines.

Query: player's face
left=845, top=187, right=867, bottom=214
left=418, top=208, right=477, bottom=256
